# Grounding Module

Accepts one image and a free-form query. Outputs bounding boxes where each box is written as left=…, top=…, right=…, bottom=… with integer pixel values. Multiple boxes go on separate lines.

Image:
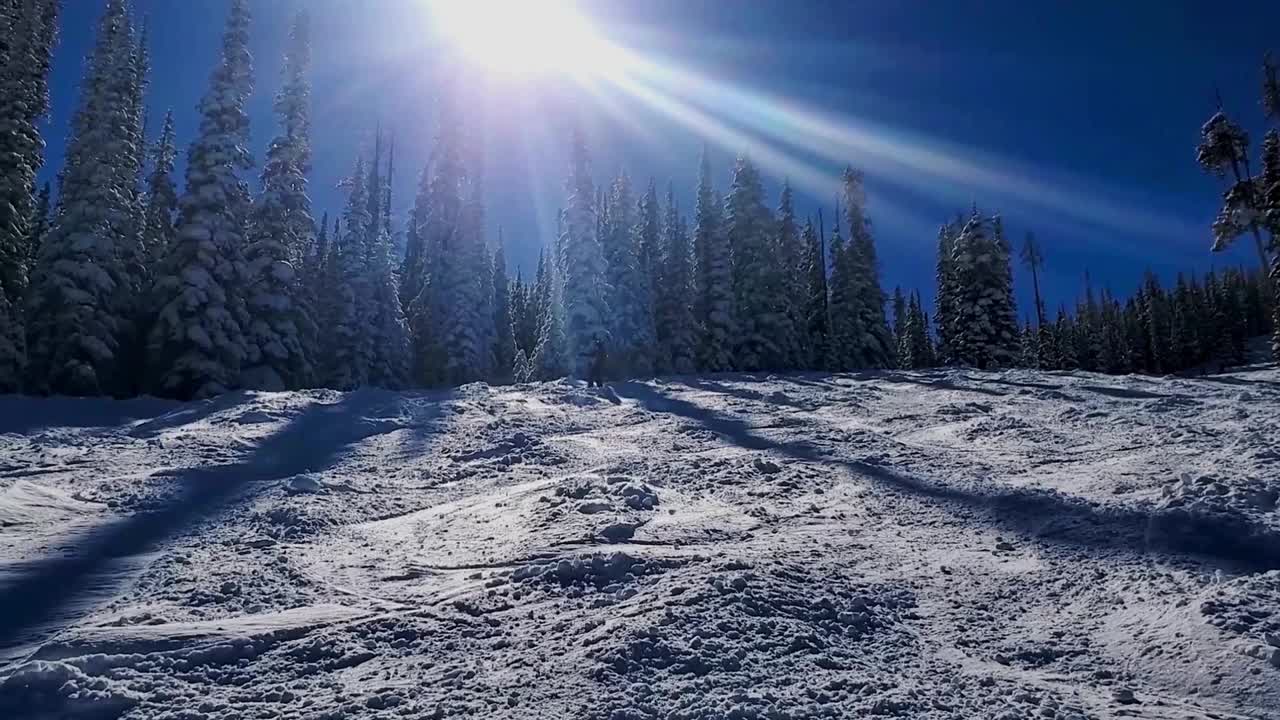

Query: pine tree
left=826, top=212, right=855, bottom=369
left=1020, top=231, right=1046, bottom=328
left=947, top=213, right=1019, bottom=368
left=308, top=211, right=329, bottom=285
left=774, top=180, right=804, bottom=368
left=1097, top=292, right=1128, bottom=374
left=602, top=173, right=655, bottom=376
left=24, top=181, right=51, bottom=269
left=130, top=110, right=180, bottom=394
left=531, top=243, right=568, bottom=380
left=727, top=155, right=787, bottom=370
left=406, top=84, right=466, bottom=386
left=1167, top=273, right=1196, bottom=370
left=1198, top=109, right=1271, bottom=273
left=891, top=286, right=908, bottom=367
left=491, top=231, right=516, bottom=383
left=1017, top=319, right=1037, bottom=369
left=561, top=128, right=610, bottom=380
left=1053, top=307, right=1079, bottom=370
left=26, top=0, right=139, bottom=395
left=444, top=138, right=491, bottom=385
left=1071, top=273, right=1103, bottom=372
left=655, top=186, right=698, bottom=374
left=321, top=157, right=372, bottom=389
left=842, top=168, right=895, bottom=367
left=147, top=0, right=254, bottom=399
left=693, top=145, right=734, bottom=371
left=399, top=158, right=430, bottom=313
left=242, top=12, right=315, bottom=390
left=933, top=218, right=962, bottom=365
left=365, top=222, right=410, bottom=389
left=0, top=0, right=60, bottom=392
left=1261, top=128, right=1280, bottom=358
left=141, top=111, right=179, bottom=265
left=1138, top=272, right=1170, bottom=373
left=900, top=291, right=933, bottom=370
left=800, top=215, right=829, bottom=369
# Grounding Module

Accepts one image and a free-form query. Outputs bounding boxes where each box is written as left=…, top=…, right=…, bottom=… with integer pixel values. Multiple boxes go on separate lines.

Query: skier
left=588, top=338, right=609, bottom=388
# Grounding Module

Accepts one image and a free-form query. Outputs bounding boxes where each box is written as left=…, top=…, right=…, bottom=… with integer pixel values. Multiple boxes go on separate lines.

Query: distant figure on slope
left=588, top=338, right=609, bottom=388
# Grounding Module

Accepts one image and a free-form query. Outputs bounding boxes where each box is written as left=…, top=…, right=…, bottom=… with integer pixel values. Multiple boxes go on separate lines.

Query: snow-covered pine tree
left=531, top=243, right=568, bottom=380
left=1138, top=272, right=1170, bottom=373
left=147, top=0, right=254, bottom=399
left=364, top=222, right=410, bottom=389
left=655, top=185, right=698, bottom=374
left=26, top=0, right=140, bottom=396
left=900, top=291, right=933, bottom=370
left=825, top=212, right=856, bottom=370
left=842, top=168, right=895, bottom=368
left=630, top=181, right=657, bottom=326
left=947, top=213, right=1019, bottom=369
left=631, top=179, right=660, bottom=375
left=307, top=211, right=329, bottom=284
left=320, top=157, right=373, bottom=390
left=560, top=128, right=611, bottom=380
left=693, top=145, right=735, bottom=371
left=405, top=84, right=466, bottom=387
left=510, top=269, right=531, bottom=358
left=134, top=116, right=184, bottom=394
left=800, top=215, right=829, bottom=370
left=242, top=11, right=315, bottom=390
left=25, top=181, right=51, bottom=267
left=1070, top=273, right=1104, bottom=372
left=443, top=141, right=491, bottom=385
left=1196, top=55, right=1280, bottom=357
left=933, top=216, right=966, bottom=366
left=490, top=231, right=516, bottom=384
left=1259, top=128, right=1280, bottom=358
left=0, top=0, right=60, bottom=391
left=1167, top=273, right=1196, bottom=370
left=774, top=180, right=804, bottom=368
left=383, top=133, right=397, bottom=257
left=891, top=286, right=908, bottom=367
left=1053, top=307, right=1079, bottom=370
left=112, top=16, right=153, bottom=397
left=529, top=248, right=550, bottom=349
left=1220, top=268, right=1250, bottom=365
left=1097, top=292, right=1128, bottom=374
left=141, top=111, right=179, bottom=266
left=602, top=172, right=655, bottom=377
left=399, top=165, right=426, bottom=312
left=727, top=154, right=785, bottom=371
left=1017, top=318, right=1036, bottom=369
left=990, top=216, right=1021, bottom=364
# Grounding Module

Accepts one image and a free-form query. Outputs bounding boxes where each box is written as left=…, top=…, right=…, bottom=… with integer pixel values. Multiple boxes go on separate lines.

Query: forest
left=0, top=0, right=1277, bottom=401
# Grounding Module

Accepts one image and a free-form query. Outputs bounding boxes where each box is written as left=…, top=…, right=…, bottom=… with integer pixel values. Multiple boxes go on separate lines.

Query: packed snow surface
left=1, top=365, right=1279, bottom=719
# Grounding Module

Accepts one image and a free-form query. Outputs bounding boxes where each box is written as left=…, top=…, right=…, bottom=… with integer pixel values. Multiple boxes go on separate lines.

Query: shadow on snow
left=612, top=381, right=1280, bottom=573
left=0, top=389, right=447, bottom=657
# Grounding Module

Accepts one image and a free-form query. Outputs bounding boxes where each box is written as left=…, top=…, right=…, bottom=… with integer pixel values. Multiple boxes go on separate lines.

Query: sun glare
left=430, top=0, right=620, bottom=77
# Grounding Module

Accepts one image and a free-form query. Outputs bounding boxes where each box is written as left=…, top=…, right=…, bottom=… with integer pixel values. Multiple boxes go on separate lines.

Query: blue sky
left=40, top=0, right=1280, bottom=315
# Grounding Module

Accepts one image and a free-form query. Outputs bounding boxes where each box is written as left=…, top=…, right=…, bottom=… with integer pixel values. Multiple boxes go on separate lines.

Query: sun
left=429, top=0, right=621, bottom=77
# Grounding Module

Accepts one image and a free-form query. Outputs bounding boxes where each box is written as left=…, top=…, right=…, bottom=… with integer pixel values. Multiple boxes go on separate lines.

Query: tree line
left=0, top=0, right=1275, bottom=400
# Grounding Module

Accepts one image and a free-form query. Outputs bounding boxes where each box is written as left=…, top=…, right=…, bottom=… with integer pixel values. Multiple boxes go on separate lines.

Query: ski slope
left=1, top=364, right=1278, bottom=719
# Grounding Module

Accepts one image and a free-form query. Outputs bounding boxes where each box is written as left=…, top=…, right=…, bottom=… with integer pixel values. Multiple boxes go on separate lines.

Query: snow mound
left=0, top=660, right=138, bottom=718
left=1150, top=472, right=1280, bottom=566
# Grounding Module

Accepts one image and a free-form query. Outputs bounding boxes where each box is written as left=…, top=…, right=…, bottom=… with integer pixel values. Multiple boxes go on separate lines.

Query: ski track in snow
left=0, top=366, right=1278, bottom=719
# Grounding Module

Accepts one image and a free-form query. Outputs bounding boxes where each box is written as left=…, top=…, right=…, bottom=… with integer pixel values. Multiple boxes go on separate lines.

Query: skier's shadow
left=612, top=381, right=1280, bottom=573
left=0, top=389, right=443, bottom=659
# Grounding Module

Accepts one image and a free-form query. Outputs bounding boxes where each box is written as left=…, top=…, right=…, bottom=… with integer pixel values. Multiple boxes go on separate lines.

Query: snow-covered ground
left=1, top=363, right=1279, bottom=719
